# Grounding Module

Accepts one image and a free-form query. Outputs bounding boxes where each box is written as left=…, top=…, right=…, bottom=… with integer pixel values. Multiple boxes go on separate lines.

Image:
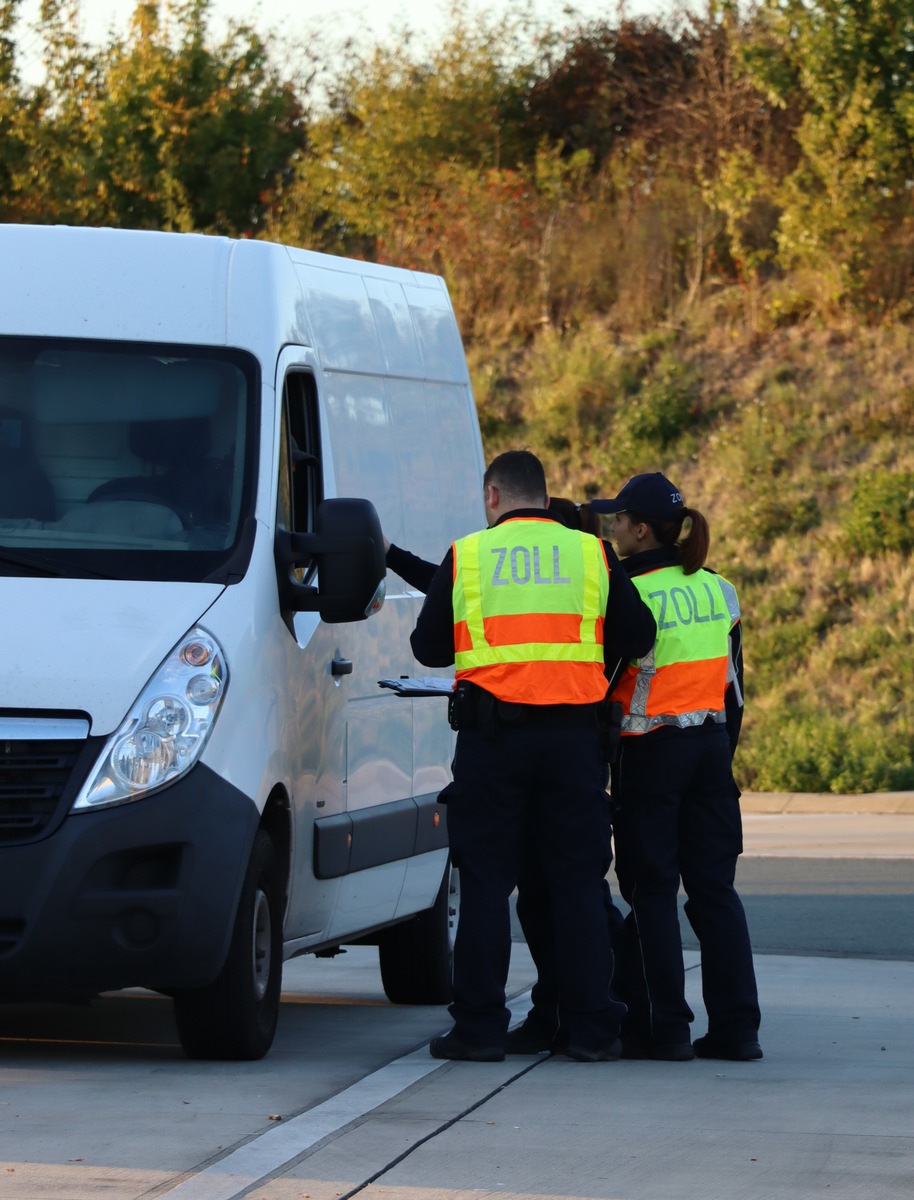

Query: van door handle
left=331, top=658, right=353, bottom=676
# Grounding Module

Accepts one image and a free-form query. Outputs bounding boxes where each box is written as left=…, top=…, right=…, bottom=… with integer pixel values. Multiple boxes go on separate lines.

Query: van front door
left=275, top=354, right=349, bottom=943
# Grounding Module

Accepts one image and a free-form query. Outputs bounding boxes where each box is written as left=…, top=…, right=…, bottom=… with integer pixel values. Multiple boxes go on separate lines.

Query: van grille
left=0, top=740, right=83, bottom=843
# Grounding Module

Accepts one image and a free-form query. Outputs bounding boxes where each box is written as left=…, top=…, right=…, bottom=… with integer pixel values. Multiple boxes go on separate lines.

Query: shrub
left=628, top=354, right=702, bottom=448
left=745, top=618, right=814, bottom=695
left=743, top=493, right=821, bottom=544
left=737, top=710, right=914, bottom=793
left=843, top=470, right=914, bottom=554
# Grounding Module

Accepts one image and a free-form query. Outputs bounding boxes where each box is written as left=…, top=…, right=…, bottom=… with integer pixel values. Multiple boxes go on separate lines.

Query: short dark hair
left=484, top=450, right=546, bottom=499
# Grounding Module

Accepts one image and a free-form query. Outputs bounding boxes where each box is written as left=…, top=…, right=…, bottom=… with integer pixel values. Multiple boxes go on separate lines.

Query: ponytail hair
left=631, top=505, right=711, bottom=574
left=678, top=507, right=710, bottom=574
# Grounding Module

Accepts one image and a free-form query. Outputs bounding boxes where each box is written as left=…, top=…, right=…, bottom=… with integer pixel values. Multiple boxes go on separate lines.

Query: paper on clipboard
left=378, top=676, right=456, bottom=697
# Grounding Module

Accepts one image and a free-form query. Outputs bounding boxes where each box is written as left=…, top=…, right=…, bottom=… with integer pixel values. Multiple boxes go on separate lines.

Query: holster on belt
left=447, top=681, right=469, bottom=731
left=449, top=680, right=489, bottom=732
left=448, top=681, right=505, bottom=739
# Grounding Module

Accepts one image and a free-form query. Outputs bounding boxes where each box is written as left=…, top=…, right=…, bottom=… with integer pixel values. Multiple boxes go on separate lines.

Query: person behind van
left=406, top=450, right=655, bottom=1062
left=590, top=472, right=762, bottom=1062
left=545, top=495, right=601, bottom=538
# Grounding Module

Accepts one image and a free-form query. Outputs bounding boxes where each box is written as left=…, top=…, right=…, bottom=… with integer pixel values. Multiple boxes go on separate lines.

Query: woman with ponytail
left=591, top=473, right=762, bottom=1063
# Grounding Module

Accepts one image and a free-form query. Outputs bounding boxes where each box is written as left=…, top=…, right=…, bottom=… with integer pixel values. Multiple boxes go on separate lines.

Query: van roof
left=0, top=225, right=468, bottom=383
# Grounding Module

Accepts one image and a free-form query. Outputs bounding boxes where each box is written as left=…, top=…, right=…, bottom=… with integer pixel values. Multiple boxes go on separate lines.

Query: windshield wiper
left=0, top=548, right=112, bottom=579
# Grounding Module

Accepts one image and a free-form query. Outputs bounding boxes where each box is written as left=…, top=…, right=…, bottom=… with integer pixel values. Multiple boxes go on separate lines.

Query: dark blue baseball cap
left=590, top=473, right=685, bottom=521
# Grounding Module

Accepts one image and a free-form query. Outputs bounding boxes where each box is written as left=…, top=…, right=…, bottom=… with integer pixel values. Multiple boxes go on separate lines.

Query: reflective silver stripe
left=726, top=647, right=744, bottom=707
left=717, top=577, right=741, bottom=626
left=622, top=708, right=726, bottom=734
left=623, top=645, right=727, bottom=732
left=628, top=647, right=656, bottom=720
left=0, top=717, right=89, bottom=739
left=726, top=606, right=744, bottom=707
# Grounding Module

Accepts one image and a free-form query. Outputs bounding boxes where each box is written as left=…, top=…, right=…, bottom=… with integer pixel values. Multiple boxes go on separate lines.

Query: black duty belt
left=449, top=681, right=601, bottom=733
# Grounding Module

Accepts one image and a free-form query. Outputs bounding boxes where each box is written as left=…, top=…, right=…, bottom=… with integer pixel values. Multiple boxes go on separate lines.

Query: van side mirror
left=275, top=498, right=386, bottom=622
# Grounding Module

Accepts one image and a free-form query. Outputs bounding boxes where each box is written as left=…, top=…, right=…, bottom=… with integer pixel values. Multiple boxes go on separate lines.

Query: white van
left=0, top=224, right=485, bottom=1059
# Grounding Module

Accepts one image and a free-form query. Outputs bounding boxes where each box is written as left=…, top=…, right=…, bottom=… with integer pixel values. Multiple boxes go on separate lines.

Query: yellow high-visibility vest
left=452, top=517, right=609, bottom=705
left=611, top=564, right=740, bottom=734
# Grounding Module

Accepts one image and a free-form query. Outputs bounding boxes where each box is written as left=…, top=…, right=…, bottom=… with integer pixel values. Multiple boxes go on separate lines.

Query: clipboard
left=378, top=676, right=455, bottom=697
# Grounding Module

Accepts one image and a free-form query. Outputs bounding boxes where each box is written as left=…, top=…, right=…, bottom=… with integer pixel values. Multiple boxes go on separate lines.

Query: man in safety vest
left=411, top=450, right=656, bottom=1062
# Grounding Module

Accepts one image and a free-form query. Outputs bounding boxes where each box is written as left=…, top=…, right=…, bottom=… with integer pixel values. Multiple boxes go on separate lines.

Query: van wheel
left=173, top=829, right=283, bottom=1060
left=378, top=861, right=458, bottom=1004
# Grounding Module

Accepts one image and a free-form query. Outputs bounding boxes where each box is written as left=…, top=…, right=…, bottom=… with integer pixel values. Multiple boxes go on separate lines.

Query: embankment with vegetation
left=479, top=317, right=914, bottom=792
left=2, top=0, right=912, bottom=789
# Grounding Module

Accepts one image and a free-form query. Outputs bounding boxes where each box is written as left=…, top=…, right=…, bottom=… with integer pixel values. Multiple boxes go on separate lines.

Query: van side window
left=279, top=373, right=323, bottom=580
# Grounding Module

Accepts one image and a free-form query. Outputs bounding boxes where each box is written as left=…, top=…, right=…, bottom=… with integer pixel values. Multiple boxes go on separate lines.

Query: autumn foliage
left=2, top=0, right=913, bottom=790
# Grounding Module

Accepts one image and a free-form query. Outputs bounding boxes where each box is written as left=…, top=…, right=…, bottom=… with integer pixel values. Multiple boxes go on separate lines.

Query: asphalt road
left=503, top=852, right=914, bottom=961
left=695, top=855, right=914, bottom=961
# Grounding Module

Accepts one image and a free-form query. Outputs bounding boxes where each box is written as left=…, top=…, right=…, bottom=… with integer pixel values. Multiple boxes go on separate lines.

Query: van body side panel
left=282, top=261, right=485, bottom=935
left=413, top=698, right=453, bottom=802
left=348, top=378, right=486, bottom=571
left=318, top=362, right=484, bottom=929
left=275, top=604, right=350, bottom=941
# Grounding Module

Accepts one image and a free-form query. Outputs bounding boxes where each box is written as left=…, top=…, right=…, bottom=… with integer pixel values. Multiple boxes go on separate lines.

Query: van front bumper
left=0, top=763, right=260, bottom=1001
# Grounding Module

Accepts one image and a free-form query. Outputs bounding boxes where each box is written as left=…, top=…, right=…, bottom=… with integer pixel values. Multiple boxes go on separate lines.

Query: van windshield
left=0, top=338, right=258, bottom=583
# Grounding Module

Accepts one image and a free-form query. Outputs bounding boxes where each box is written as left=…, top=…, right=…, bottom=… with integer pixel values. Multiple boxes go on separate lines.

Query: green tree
left=269, top=5, right=532, bottom=256
left=0, top=0, right=35, bottom=222
left=3, top=0, right=105, bottom=222
left=641, top=4, right=797, bottom=310
left=743, top=0, right=914, bottom=302
left=3, top=0, right=305, bottom=232
left=92, top=0, right=305, bottom=233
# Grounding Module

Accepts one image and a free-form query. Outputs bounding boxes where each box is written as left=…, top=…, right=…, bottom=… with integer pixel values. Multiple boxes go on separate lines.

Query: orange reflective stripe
left=461, top=660, right=609, bottom=706
left=614, top=657, right=728, bottom=716
left=656, top=657, right=728, bottom=712
left=482, top=611, right=586, bottom=646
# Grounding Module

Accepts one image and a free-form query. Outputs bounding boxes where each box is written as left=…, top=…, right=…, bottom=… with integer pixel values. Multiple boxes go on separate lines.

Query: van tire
left=378, top=861, right=457, bottom=1004
left=173, top=829, right=283, bottom=1060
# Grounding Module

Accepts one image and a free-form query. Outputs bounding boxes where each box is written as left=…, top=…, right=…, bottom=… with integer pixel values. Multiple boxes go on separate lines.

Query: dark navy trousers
left=443, top=715, right=625, bottom=1051
left=515, top=793, right=627, bottom=1041
left=611, top=721, right=761, bottom=1045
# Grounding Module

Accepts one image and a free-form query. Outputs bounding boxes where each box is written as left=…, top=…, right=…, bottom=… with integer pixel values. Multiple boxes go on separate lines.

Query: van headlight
left=72, top=627, right=228, bottom=811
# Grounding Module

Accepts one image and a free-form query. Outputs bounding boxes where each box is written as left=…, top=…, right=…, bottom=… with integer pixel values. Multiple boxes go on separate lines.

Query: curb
left=741, top=791, right=914, bottom=815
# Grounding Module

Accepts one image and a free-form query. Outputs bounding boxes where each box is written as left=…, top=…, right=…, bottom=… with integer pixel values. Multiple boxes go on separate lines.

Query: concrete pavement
left=5, top=806, right=909, bottom=1200
left=742, top=810, right=914, bottom=857
left=167, top=811, right=914, bottom=1200
left=217, top=951, right=914, bottom=1200
left=742, top=790, right=914, bottom=814
left=314, top=958, right=913, bottom=1200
